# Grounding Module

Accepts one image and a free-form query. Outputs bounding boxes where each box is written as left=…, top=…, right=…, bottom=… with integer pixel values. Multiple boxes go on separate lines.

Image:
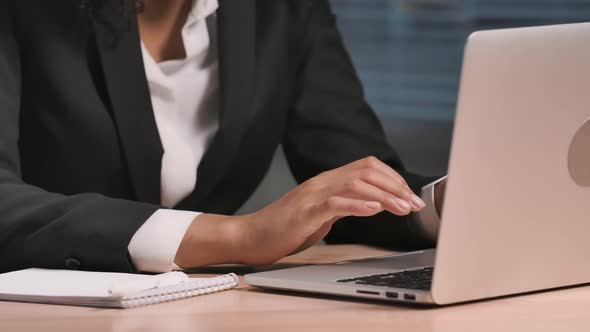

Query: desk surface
left=1, top=245, right=589, bottom=332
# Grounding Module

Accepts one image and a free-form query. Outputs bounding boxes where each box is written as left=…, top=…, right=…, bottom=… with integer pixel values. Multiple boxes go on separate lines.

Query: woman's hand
left=175, top=157, right=426, bottom=268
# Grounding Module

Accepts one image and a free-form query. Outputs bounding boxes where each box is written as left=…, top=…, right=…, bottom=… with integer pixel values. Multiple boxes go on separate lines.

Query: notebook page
left=0, top=269, right=160, bottom=298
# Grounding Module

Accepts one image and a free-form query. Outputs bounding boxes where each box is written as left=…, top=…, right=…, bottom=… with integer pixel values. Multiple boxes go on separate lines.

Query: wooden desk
left=1, top=245, right=589, bottom=332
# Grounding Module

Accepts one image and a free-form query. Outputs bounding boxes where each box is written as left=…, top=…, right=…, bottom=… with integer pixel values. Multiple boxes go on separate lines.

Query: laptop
left=244, top=22, right=590, bottom=305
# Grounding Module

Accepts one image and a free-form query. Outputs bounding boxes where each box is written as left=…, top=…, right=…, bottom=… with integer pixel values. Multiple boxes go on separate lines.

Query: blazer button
left=65, top=257, right=81, bottom=270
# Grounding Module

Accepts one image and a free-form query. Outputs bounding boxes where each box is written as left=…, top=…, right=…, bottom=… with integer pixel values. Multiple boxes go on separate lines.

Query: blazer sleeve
left=283, top=0, right=437, bottom=250
left=0, top=8, right=159, bottom=273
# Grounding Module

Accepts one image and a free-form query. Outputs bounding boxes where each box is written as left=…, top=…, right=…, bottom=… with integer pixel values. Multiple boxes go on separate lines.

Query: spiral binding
left=120, top=273, right=239, bottom=308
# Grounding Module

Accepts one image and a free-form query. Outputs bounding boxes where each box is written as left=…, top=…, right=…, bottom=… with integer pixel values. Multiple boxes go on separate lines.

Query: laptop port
left=385, top=292, right=398, bottom=299
left=356, top=290, right=379, bottom=296
left=404, top=293, right=416, bottom=301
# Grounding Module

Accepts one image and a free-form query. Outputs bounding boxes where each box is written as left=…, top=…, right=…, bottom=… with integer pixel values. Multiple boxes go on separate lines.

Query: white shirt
left=127, top=0, right=442, bottom=273
left=128, top=0, right=218, bottom=272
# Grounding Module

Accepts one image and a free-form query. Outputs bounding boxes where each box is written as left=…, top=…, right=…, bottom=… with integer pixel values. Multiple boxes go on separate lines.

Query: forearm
left=174, top=213, right=248, bottom=268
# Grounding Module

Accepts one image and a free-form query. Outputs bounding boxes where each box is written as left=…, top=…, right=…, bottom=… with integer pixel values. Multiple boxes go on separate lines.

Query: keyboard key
left=337, top=267, right=434, bottom=291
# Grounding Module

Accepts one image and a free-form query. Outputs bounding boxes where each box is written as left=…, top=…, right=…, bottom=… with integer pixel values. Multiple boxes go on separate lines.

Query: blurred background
left=238, top=0, right=590, bottom=214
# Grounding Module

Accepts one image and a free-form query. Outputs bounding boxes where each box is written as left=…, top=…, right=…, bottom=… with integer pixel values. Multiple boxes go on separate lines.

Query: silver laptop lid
left=432, top=22, right=590, bottom=304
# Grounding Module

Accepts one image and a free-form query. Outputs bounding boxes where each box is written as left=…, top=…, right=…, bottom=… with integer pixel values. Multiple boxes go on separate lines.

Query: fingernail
left=394, top=199, right=412, bottom=211
left=365, top=201, right=381, bottom=210
left=411, top=194, right=426, bottom=208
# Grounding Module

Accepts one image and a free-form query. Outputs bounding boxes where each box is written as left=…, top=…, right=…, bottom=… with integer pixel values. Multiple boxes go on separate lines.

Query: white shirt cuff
left=128, top=209, right=200, bottom=273
left=414, top=176, right=448, bottom=242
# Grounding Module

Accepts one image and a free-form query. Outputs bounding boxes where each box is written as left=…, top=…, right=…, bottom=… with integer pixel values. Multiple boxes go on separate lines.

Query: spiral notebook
left=0, top=268, right=239, bottom=308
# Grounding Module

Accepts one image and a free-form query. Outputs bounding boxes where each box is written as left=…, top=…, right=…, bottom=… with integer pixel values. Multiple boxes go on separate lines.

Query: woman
left=0, top=0, right=444, bottom=273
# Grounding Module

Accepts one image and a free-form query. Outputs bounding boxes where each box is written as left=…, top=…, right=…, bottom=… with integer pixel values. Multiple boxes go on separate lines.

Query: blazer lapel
left=177, top=0, right=257, bottom=211
left=93, top=9, right=163, bottom=205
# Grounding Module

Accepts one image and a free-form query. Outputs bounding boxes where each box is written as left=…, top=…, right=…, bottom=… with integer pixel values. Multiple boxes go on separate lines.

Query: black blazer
left=0, top=0, right=435, bottom=273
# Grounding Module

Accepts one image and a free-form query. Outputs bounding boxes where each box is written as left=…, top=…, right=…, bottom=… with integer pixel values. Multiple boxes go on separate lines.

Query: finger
left=350, top=157, right=409, bottom=188
left=339, top=179, right=413, bottom=215
left=355, top=169, right=425, bottom=212
left=312, top=196, right=384, bottom=221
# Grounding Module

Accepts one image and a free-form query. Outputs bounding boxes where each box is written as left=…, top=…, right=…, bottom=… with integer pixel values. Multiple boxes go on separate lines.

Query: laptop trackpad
left=339, top=249, right=436, bottom=270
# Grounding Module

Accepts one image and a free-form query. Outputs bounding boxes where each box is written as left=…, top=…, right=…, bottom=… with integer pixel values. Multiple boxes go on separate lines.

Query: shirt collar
left=183, top=0, right=219, bottom=60
left=186, top=0, right=219, bottom=27
left=141, top=0, right=219, bottom=83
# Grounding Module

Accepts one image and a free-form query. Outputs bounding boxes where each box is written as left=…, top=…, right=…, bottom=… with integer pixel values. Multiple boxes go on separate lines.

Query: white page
left=0, top=268, right=151, bottom=298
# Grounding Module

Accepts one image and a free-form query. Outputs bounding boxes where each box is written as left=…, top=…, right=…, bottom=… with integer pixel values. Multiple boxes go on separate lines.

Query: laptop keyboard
left=337, top=267, right=433, bottom=291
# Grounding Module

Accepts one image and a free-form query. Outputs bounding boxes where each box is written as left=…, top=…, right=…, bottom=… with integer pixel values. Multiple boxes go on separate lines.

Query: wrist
left=174, top=213, right=248, bottom=268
